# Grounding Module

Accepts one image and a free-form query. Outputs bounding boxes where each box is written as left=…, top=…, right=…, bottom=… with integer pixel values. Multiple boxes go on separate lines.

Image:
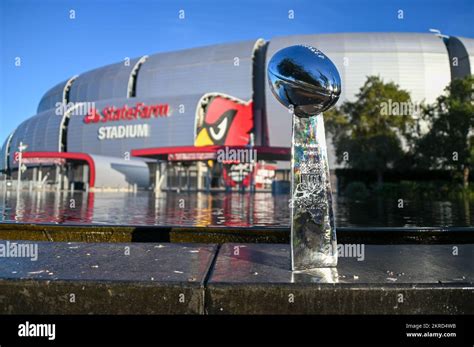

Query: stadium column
left=32, top=167, right=37, bottom=188
left=38, top=166, right=43, bottom=189
left=55, top=165, right=61, bottom=190
left=67, top=163, right=73, bottom=192
left=206, top=166, right=211, bottom=192
left=154, top=162, right=160, bottom=193
left=197, top=162, right=203, bottom=191
left=63, top=164, right=69, bottom=191
left=82, top=165, right=89, bottom=192
left=154, top=161, right=168, bottom=192
left=161, top=162, right=168, bottom=190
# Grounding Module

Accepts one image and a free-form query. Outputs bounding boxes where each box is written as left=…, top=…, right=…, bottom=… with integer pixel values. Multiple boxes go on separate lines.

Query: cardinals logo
left=194, top=93, right=255, bottom=187
left=194, top=94, right=253, bottom=147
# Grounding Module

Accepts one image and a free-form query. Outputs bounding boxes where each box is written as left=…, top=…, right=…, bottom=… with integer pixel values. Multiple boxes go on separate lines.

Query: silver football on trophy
left=267, top=45, right=341, bottom=118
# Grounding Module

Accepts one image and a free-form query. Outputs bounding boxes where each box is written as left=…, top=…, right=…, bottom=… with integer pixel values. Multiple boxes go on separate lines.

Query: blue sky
left=1, top=0, right=473, bottom=140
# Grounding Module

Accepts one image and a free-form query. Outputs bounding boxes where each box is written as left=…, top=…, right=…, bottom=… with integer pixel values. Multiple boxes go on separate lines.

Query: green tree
left=413, top=76, right=474, bottom=188
left=325, top=76, right=415, bottom=185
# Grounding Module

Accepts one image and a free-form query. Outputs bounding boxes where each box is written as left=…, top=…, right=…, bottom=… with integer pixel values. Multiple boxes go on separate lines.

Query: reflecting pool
left=0, top=190, right=472, bottom=227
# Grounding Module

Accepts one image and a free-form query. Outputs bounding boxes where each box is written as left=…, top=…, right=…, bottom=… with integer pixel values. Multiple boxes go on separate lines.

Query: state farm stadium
left=1, top=33, right=473, bottom=191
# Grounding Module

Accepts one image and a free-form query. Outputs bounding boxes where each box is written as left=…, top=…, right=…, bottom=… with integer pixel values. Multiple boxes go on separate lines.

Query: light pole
left=16, top=141, right=28, bottom=193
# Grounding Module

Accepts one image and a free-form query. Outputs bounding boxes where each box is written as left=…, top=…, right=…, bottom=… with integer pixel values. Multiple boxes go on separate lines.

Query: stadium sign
left=84, top=102, right=170, bottom=124
left=83, top=102, right=170, bottom=140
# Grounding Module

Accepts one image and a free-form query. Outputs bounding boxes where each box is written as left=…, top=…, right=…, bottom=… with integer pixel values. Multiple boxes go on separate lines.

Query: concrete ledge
left=0, top=241, right=217, bottom=314
left=206, top=244, right=474, bottom=314
left=0, top=222, right=473, bottom=244
left=0, top=223, right=172, bottom=243
left=0, top=280, right=203, bottom=314
left=206, top=284, right=471, bottom=314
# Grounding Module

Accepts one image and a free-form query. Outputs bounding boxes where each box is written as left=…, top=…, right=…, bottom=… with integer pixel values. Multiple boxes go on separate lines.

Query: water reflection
left=0, top=190, right=473, bottom=227
left=292, top=267, right=339, bottom=283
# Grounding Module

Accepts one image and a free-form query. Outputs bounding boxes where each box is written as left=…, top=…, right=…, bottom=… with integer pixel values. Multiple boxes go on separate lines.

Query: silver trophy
left=267, top=45, right=341, bottom=270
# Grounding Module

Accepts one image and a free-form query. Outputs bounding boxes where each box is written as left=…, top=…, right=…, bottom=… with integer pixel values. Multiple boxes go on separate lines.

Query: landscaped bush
left=344, top=181, right=370, bottom=200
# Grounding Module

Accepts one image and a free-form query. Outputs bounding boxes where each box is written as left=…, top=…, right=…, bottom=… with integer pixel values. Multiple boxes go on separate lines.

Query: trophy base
left=292, top=265, right=339, bottom=283
left=292, top=239, right=338, bottom=271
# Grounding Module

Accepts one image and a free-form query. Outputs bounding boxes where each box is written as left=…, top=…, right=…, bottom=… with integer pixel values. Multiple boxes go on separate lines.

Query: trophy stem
left=290, top=113, right=338, bottom=270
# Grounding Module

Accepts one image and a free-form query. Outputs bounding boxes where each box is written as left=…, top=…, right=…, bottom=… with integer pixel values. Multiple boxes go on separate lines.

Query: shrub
left=344, top=181, right=370, bottom=200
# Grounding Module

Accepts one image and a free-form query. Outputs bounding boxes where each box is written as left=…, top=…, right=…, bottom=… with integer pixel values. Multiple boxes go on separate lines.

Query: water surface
left=0, top=190, right=472, bottom=227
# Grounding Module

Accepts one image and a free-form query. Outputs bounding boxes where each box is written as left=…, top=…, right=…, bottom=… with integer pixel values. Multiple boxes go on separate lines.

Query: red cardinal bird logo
left=194, top=94, right=253, bottom=147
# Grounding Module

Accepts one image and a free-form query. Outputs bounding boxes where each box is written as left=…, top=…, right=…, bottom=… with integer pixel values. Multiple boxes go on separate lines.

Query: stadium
left=1, top=32, right=473, bottom=191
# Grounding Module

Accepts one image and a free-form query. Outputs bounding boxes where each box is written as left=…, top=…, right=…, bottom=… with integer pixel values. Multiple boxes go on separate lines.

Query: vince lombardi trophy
left=267, top=45, right=342, bottom=270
